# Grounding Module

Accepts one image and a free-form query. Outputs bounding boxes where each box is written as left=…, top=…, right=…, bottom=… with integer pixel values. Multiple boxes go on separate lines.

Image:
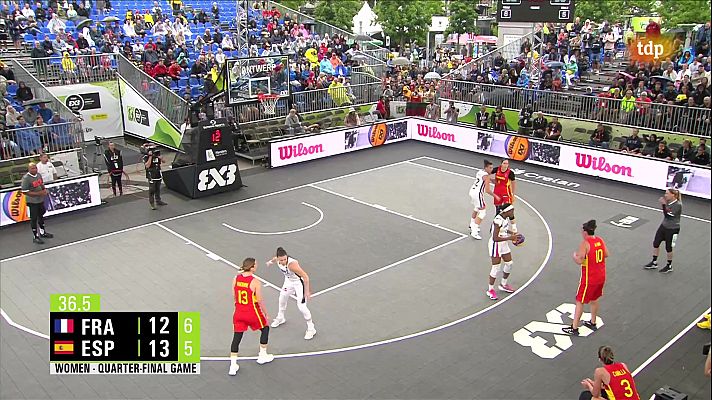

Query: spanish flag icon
left=54, top=341, right=74, bottom=355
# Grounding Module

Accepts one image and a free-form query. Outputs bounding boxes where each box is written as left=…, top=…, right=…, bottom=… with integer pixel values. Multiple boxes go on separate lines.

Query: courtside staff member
left=579, top=346, right=640, bottom=400
left=142, top=144, right=166, bottom=210
left=644, top=189, right=681, bottom=273
left=21, top=162, right=54, bottom=244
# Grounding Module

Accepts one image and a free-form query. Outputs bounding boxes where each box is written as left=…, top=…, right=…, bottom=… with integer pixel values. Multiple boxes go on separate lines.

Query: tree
left=273, top=0, right=307, bottom=12
left=574, top=0, right=654, bottom=23
left=446, top=0, right=480, bottom=45
left=374, top=0, right=444, bottom=48
left=314, top=0, right=362, bottom=32
left=654, top=0, right=711, bottom=28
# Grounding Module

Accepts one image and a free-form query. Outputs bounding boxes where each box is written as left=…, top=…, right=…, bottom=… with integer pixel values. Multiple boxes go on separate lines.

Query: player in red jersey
left=229, top=258, right=274, bottom=376
left=493, top=159, right=518, bottom=233
left=579, top=345, right=641, bottom=400
left=564, top=220, right=608, bottom=335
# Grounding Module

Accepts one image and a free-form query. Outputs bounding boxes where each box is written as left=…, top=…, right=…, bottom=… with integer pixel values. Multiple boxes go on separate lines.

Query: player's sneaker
left=697, top=319, right=711, bottom=330
left=471, top=231, right=482, bottom=240
left=270, top=316, right=285, bottom=328
left=304, top=327, right=317, bottom=340
left=659, top=264, right=673, bottom=274
left=582, top=320, right=598, bottom=331
left=486, top=289, right=498, bottom=300
left=228, top=363, right=240, bottom=376
left=33, top=236, right=44, bottom=245
left=498, top=283, right=515, bottom=293
left=562, top=325, right=579, bottom=335
left=39, top=231, right=53, bottom=238
left=256, top=352, right=275, bottom=365
left=643, top=261, right=658, bottom=270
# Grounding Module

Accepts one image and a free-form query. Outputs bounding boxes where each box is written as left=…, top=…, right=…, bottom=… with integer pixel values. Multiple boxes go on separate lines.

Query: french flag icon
left=53, top=319, right=74, bottom=334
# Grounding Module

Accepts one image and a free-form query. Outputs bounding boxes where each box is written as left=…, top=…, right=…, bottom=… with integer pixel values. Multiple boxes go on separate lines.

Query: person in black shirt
left=653, top=141, right=672, bottom=160
left=621, top=129, right=642, bottom=154
left=104, top=142, right=124, bottom=196
left=677, top=140, right=695, bottom=162
left=532, top=112, right=548, bottom=138
left=691, top=144, right=711, bottom=165
left=641, top=133, right=663, bottom=156
left=589, top=123, right=610, bottom=149
left=142, top=143, right=166, bottom=209
left=518, top=103, right=533, bottom=135
left=476, top=107, right=489, bottom=129
left=545, top=117, right=563, bottom=141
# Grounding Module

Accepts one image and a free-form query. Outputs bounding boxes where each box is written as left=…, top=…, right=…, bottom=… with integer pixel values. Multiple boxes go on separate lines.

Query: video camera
left=141, top=144, right=160, bottom=157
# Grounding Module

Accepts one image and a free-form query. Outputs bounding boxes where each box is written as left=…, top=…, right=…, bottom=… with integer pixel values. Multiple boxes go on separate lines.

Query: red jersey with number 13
left=603, top=362, right=640, bottom=400
left=493, top=166, right=515, bottom=206
left=583, top=236, right=606, bottom=284
left=233, top=275, right=267, bottom=331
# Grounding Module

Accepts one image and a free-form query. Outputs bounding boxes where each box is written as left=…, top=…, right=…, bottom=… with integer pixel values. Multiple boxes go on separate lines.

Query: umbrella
left=101, top=16, right=119, bottom=23
left=392, top=57, right=411, bottom=66
left=76, top=18, right=93, bottom=30
left=354, top=34, right=372, bottom=42
left=545, top=61, right=564, bottom=68
left=352, top=54, right=368, bottom=62
left=23, top=99, right=52, bottom=106
left=15, top=15, right=27, bottom=20
left=424, top=71, right=441, bottom=80
left=650, top=75, right=673, bottom=82
left=618, top=72, right=635, bottom=80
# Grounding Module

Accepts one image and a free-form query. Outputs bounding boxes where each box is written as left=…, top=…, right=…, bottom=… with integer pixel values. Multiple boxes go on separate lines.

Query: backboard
left=226, top=55, right=290, bottom=105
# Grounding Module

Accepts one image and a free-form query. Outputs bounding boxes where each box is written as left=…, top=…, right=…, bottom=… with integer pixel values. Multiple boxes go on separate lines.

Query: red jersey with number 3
left=603, top=363, right=641, bottom=400
left=583, top=236, right=606, bottom=284
left=493, top=166, right=515, bottom=206
left=233, top=274, right=267, bottom=332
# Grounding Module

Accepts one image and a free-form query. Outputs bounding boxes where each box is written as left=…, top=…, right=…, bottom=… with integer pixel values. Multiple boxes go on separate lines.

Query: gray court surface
left=1, top=141, right=710, bottom=400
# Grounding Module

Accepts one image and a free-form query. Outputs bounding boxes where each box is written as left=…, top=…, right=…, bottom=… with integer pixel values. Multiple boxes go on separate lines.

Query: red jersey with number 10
left=493, top=166, right=515, bottom=206
left=583, top=236, right=606, bottom=284
left=603, top=362, right=640, bottom=400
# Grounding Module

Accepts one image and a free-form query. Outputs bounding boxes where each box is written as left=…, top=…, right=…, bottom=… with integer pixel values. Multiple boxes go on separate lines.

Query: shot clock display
left=497, top=0, right=575, bottom=23
left=49, top=294, right=200, bottom=375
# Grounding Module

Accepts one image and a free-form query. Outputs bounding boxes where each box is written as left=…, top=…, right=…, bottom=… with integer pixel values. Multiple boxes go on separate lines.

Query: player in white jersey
left=486, top=204, right=521, bottom=300
left=469, top=160, right=496, bottom=240
left=266, top=247, right=317, bottom=340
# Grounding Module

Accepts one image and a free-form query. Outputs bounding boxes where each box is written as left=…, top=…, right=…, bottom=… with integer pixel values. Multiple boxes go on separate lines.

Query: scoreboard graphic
left=497, top=0, right=575, bottom=23
left=48, top=294, right=200, bottom=375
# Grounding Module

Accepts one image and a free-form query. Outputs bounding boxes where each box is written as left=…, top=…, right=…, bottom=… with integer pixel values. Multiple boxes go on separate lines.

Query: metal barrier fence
left=116, top=54, right=189, bottom=128
left=440, top=80, right=712, bottom=137
left=1, top=122, right=82, bottom=159
left=12, top=53, right=118, bottom=87
left=440, top=32, right=536, bottom=82
left=292, top=82, right=381, bottom=114
left=8, top=60, right=83, bottom=125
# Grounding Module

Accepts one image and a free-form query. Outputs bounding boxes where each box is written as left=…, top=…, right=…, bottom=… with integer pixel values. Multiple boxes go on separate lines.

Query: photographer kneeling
left=142, top=143, right=166, bottom=210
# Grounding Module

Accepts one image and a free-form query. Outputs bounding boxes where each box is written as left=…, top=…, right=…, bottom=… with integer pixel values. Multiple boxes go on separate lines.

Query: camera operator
left=518, top=103, right=534, bottom=136
left=142, top=143, right=166, bottom=210
left=104, top=142, right=124, bottom=196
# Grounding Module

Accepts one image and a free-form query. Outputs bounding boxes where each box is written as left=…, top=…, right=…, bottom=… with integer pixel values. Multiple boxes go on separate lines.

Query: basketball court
left=1, top=142, right=710, bottom=399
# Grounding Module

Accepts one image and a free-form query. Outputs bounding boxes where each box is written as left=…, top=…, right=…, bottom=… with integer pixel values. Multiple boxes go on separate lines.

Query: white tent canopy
left=352, top=1, right=382, bottom=35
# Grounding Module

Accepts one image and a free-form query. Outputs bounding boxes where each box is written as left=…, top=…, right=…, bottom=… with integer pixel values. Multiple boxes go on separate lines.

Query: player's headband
left=501, top=204, right=514, bottom=213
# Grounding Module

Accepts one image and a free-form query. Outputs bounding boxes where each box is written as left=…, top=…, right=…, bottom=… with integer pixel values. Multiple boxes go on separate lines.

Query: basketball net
left=258, top=94, right=279, bottom=115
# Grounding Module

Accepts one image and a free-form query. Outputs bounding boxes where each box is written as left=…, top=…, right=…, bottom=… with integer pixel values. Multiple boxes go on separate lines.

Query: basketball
left=513, top=233, right=526, bottom=246
left=369, top=123, right=388, bottom=147
left=505, top=136, right=530, bottom=161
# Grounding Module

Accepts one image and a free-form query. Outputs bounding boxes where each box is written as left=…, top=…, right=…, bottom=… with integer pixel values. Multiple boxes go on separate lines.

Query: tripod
left=91, top=136, right=106, bottom=174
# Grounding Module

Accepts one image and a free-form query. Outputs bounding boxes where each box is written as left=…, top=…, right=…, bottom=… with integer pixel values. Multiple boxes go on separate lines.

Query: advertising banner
left=48, top=82, right=123, bottom=142
left=0, top=175, right=101, bottom=226
left=117, top=77, right=183, bottom=149
left=270, top=119, right=409, bottom=168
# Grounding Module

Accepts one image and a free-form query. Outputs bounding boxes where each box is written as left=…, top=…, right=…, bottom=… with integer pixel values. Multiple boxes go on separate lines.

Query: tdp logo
left=127, top=106, right=149, bottom=126
left=197, top=165, right=237, bottom=191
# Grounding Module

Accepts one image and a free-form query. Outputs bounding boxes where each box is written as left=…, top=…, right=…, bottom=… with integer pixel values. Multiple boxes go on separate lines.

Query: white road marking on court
left=308, top=184, right=468, bottom=238
left=0, top=309, right=49, bottom=340
left=154, top=223, right=288, bottom=296
left=222, top=202, right=324, bottom=236
left=631, top=307, right=712, bottom=377
left=311, top=235, right=468, bottom=298
left=0, top=158, right=421, bottom=264
left=412, top=157, right=711, bottom=224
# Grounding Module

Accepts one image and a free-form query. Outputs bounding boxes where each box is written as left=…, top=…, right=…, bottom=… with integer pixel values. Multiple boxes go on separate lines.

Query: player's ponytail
left=241, top=258, right=256, bottom=272
left=276, top=247, right=288, bottom=257
left=668, top=188, right=682, bottom=204
left=598, top=345, right=615, bottom=365
left=583, top=219, right=597, bottom=235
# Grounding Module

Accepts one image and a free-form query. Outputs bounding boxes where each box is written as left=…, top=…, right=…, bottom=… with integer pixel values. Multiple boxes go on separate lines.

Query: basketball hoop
left=258, top=94, right=279, bottom=115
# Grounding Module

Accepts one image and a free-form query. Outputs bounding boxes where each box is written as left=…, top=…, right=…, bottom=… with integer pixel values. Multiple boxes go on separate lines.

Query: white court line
left=0, top=309, right=49, bottom=340
left=631, top=307, right=711, bottom=377
left=0, top=158, right=419, bottom=264
left=311, top=235, right=469, bottom=298
left=414, top=157, right=711, bottom=224
left=154, top=223, right=288, bottom=296
left=222, top=202, right=324, bottom=236
left=308, top=184, right=469, bottom=238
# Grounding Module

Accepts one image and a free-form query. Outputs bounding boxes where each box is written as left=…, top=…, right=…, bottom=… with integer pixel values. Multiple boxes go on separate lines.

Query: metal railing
left=1, top=122, right=82, bottom=159
left=8, top=60, right=83, bottom=125
left=440, top=32, right=536, bottom=82
left=292, top=82, right=381, bottom=114
left=13, top=53, right=118, bottom=86
left=439, top=80, right=712, bottom=137
left=116, top=53, right=189, bottom=128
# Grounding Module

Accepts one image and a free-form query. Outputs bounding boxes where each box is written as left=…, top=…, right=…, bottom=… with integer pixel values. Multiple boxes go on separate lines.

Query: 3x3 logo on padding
left=197, top=165, right=237, bottom=191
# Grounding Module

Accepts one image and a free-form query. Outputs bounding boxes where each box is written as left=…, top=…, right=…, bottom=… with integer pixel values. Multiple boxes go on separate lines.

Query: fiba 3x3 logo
left=197, top=165, right=238, bottom=192
left=127, top=106, right=150, bottom=126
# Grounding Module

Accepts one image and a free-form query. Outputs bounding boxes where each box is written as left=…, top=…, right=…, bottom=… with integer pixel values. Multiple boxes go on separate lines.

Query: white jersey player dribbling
left=267, top=247, right=317, bottom=340
left=469, top=160, right=496, bottom=240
